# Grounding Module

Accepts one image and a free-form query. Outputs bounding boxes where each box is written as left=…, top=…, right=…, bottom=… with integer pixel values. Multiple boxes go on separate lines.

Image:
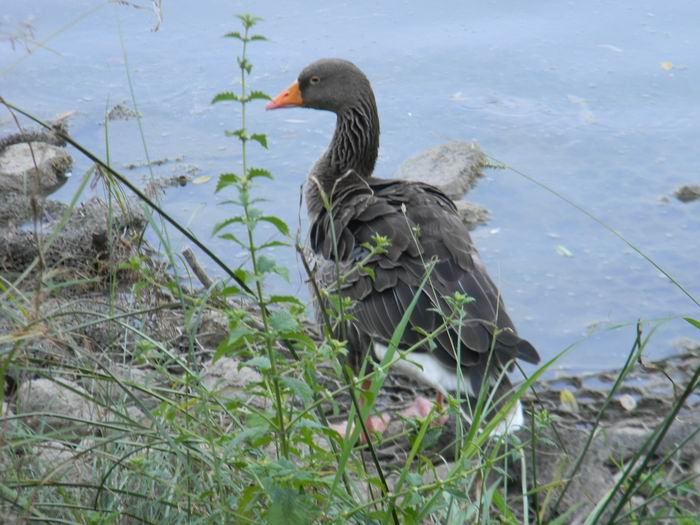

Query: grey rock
left=454, top=200, right=490, bottom=230
left=0, top=142, right=72, bottom=195
left=0, top=192, right=67, bottom=227
left=394, top=142, right=486, bottom=199
left=675, top=184, right=700, bottom=203
left=201, top=357, right=269, bottom=409
left=16, top=378, right=94, bottom=435
left=0, top=196, right=145, bottom=275
left=33, top=441, right=92, bottom=481
left=79, top=364, right=155, bottom=406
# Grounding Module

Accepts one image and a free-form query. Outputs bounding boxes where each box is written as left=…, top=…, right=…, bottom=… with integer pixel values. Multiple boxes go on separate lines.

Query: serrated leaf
left=559, top=389, right=579, bottom=412
left=260, top=215, right=290, bottom=236
left=248, top=168, right=273, bottom=180
left=216, top=173, right=240, bottom=192
left=236, top=14, right=262, bottom=30
left=224, top=31, right=243, bottom=40
left=246, top=90, right=271, bottom=102
left=212, top=216, right=244, bottom=236
left=269, top=295, right=302, bottom=306
left=684, top=317, right=700, bottom=330
left=212, top=92, right=239, bottom=104
left=249, top=34, right=268, bottom=42
left=244, top=356, right=271, bottom=370
left=250, top=133, right=268, bottom=149
left=281, top=376, right=312, bottom=405
left=192, top=175, right=211, bottom=185
left=270, top=310, right=299, bottom=332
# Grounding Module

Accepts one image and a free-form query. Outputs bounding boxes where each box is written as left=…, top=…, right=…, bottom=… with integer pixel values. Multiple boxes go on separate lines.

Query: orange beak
left=265, top=81, right=303, bottom=110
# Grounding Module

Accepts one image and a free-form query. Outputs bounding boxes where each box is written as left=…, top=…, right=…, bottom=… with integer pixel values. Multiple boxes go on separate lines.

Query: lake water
left=2, top=0, right=699, bottom=375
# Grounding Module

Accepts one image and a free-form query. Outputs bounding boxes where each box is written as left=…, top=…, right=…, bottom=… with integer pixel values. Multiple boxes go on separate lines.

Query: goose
left=266, top=58, right=539, bottom=437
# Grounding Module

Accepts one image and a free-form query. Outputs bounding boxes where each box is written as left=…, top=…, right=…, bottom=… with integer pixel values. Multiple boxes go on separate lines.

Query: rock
left=674, top=184, right=700, bottom=203
left=0, top=192, right=67, bottom=227
left=454, top=200, right=489, bottom=230
left=33, top=441, right=91, bottom=481
left=197, top=310, right=229, bottom=348
left=79, top=364, right=156, bottom=407
left=0, top=196, right=145, bottom=275
left=394, top=142, right=486, bottom=199
left=201, top=357, right=269, bottom=409
left=0, top=142, right=72, bottom=195
left=16, top=378, right=94, bottom=435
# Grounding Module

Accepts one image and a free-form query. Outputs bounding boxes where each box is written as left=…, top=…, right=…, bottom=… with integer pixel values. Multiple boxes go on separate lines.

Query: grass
left=1, top=10, right=700, bottom=525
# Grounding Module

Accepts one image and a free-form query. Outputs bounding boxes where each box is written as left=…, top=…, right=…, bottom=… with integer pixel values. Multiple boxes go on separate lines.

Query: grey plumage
left=277, top=58, right=539, bottom=400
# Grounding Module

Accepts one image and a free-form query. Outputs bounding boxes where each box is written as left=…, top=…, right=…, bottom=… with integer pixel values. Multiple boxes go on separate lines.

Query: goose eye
left=310, top=76, right=321, bottom=85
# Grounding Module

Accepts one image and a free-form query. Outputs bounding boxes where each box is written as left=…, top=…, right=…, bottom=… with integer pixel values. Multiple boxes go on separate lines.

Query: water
left=2, top=0, right=699, bottom=374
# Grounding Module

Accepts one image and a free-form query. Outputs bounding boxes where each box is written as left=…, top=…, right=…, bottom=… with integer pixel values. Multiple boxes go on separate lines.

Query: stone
left=674, top=184, right=700, bottom=203
left=15, top=378, right=95, bottom=435
left=33, top=441, right=92, bottom=482
left=79, top=364, right=154, bottom=406
left=201, top=357, right=269, bottom=409
left=394, top=142, right=486, bottom=199
left=0, top=142, right=72, bottom=195
left=454, top=200, right=490, bottom=230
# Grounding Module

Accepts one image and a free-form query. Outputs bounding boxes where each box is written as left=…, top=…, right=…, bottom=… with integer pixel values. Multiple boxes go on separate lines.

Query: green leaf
left=212, top=91, right=239, bottom=104
left=281, top=376, right=312, bottom=405
left=266, top=486, right=315, bottom=525
left=260, top=215, right=290, bottom=236
left=244, top=356, right=271, bottom=370
left=236, top=14, right=262, bottom=30
left=219, top=286, right=241, bottom=297
left=225, top=128, right=246, bottom=140
left=213, top=326, right=254, bottom=361
left=245, top=90, right=271, bottom=102
left=269, top=295, right=302, bottom=306
left=212, top=216, right=244, bottom=236
left=224, top=31, right=243, bottom=40
left=269, top=310, right=299, bottom=332
left=258, top=240, right=290, bottom=250
left=257, top=255, right=276, bottom=273
left=684, top=317, right=700, bottom=330
left=219, top=233, right=245, bottom=247
left=248, top=168, right=273, bottom=180
left=250, top=133, right=268, bottom=149
left=249, top=34, right=268, bottom=42
left=215, top=173, right=240, bottom=192
left=234, top=268, right=250, bottom=284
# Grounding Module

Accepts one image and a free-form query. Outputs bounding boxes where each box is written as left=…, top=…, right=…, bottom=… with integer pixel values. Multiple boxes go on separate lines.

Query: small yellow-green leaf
left=559, top=389, right=579, bottom=412
left=660, top=61, right=674, bottom=71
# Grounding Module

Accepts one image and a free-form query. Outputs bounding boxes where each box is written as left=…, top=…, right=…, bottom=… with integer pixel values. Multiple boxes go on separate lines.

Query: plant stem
left=237, top=22, right=288, bottom=459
